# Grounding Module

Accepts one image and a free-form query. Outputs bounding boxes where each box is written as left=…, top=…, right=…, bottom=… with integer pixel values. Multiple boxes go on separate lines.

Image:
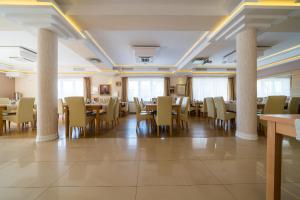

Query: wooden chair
left=58, top=98, right=64, bottom=120
left=156, top=96, right=172, bottom=136
left=213, top=97, right=235, bottom=129
left=100, top=97, right=116, bottom=129
left=285, top=97, right=300, bottom=114
left=180, top=97, right=190, bottom=129
left=259, top=95, right=287, bottom=134
left=134, top=97, right=153, bottom=132
left=65, top=97, right=96, bottom=137
left=200, top=98, right=208, bottom=118
left=114, top=98, right=120, bottom=125
left=3, top=97, right=35, bottom=132
left=206, top=97, right=216, bottom=126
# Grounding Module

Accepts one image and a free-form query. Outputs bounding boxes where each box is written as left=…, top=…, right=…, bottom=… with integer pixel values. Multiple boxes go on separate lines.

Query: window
left=58, top=78, right=84, bottom=99
left=192, top=77, right=228, bottom=101
left=257, top=77, right=290, bottom=97
left=127, top=77, right=164, bottom=101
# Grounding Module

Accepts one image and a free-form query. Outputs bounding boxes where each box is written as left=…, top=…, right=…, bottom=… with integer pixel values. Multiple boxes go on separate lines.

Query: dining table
left=145, top=103, right=181, bottom=129
left=260, top=114, right=300, bottom=200
left=63, top=104, right=104, bottom=137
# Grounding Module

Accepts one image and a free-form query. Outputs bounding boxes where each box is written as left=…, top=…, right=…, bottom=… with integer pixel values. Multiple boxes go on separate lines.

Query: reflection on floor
left=3, top=114, right=236, bottom=138
left=0, top=115, right=299, bottom=200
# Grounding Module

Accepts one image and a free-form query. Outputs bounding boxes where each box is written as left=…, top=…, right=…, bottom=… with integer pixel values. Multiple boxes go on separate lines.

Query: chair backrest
left=263, top=96, right=287, bottom=114
left=206, top=97, right=216, bottom=118
left=57, top=98, right=64, bottom=114
left=140, top=98, right=145, bottom=109
left=133, top=97, right=142, bottom=114
left=213, top=97, right=226, bottom=120
left=176, top=97, right=183, bottom=105
left=16, top=97, right=35, bottom=123
left=105, top=97, right=115, bottom=120
left=288, top=97, right=300, bottom=114
left=181, top=97, right=190, bottom=114
left=0, top=98, right=10, bottom=105
left=202, top=98, right=208, bottom=112
left=65, top=97, right=86, bottom=127
left=157, top=96, right=172, bottom=125
left=114, top=98, right=120, bottom=119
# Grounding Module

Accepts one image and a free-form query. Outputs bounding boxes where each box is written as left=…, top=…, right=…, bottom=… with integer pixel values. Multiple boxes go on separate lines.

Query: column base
left=36, top=133, right=58, bottom=142
left=236, top=131, right=258, bottom=140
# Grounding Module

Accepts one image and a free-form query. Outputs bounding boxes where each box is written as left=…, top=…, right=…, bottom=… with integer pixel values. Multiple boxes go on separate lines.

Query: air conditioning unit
left=132, top=46, right=160, bottom=64
left=0, top=46, right=37, bottom=63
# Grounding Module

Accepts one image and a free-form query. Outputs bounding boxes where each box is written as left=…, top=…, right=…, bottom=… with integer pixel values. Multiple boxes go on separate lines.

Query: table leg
left=96, top=109, right=100, bottom=135
left=177, top=106, right=180, bottom=130
left=266, top=121, right=282, bottom=200
left=0, top=107, right=3, bottom=136
left=65, top=108, right=69, bottom=138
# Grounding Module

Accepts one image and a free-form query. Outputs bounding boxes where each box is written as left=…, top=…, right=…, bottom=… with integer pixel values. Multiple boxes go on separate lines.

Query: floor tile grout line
left=32, top=162, right=77, bottom=200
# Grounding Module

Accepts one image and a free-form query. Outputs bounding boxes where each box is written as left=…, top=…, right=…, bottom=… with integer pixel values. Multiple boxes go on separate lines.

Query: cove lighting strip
left=0, top=1, right=86, bottom=39
left=176, top=1, right=300, bottom=68
left=258, top=55, right=300, bottom=70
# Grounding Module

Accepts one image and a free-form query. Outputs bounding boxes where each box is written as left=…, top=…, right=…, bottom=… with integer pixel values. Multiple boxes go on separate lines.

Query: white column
left=36, top=28, right=58, bottom=142
left=235, top=28, right=258, bottom=140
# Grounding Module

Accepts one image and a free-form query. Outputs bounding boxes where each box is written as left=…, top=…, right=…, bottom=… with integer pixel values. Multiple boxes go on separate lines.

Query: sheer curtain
left=58, top=78, right=84, bottom=99
left=128, top=77, right=164, bottom=101
left=257, top=77, right=290, bottom=97
left=192, top=77, right=229, bottom=101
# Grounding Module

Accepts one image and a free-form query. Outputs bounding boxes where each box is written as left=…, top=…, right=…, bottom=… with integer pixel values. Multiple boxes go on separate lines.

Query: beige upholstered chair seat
left=213, top=97, right=235, bottom=129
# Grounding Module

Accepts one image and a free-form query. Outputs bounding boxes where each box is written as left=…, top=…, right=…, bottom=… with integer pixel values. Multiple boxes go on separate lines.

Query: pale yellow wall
left=91, top=74, right=122, bottom=99
left=15, top=75, right=37, bottom=98
left=0, top=73, right=15, bottom=98
left=291, top=70, right=300, bottom=97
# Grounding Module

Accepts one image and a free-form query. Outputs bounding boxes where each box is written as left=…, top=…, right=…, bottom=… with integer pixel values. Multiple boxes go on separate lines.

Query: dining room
left=0, top=0, right=300, bottom=200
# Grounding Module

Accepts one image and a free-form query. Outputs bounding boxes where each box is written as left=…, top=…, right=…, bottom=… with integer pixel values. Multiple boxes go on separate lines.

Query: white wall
left=15, top=74, right=37, bottom=98
left=291, top=70, right=300, bottom=97
left=91, top=74, right=122, bottom=99
left=0, top=73, right=15, bottom=98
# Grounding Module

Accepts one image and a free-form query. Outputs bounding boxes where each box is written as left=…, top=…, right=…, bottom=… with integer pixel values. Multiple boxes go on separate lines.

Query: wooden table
left=260, top=114, right=300, bottom=200
left=64, top=104, right=103, bottom=137
left=145, top=104, right=181, bottom=129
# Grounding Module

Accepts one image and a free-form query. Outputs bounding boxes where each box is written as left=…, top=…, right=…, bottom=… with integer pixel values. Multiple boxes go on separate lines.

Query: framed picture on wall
left=116, top=81, right=122, bottom=87
left=170, top=86, right=175, bottom=94
left=99, top=84, right=111, bottom=95
left=176, top=84, right=186, bottom=96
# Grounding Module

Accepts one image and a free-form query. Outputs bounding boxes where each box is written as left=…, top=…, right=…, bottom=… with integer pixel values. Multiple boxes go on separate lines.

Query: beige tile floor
left=0, top=136, right=299, bottom=200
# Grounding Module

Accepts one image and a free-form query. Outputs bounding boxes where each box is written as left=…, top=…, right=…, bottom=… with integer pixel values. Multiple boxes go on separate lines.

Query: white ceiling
left=0, top=30, right=97, bottom=72
left=0, top=0, right=299, bottom=75
left=89, top=31, right=204, bottom=65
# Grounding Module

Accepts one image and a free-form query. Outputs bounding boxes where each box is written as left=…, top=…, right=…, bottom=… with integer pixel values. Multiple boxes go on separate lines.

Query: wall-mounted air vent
left=132, top=46, right=160, bottom=64
left=0, top=46, right=37, bottom=63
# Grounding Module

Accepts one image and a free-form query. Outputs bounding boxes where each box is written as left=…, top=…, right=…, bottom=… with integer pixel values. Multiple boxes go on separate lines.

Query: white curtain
left=257, top=77, right=290, bottom=97
left=58, top=78, right=84, bottom=99
left=127, top=77, right=164, bottom=101
left=192, top=77, right=229, bottom=101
